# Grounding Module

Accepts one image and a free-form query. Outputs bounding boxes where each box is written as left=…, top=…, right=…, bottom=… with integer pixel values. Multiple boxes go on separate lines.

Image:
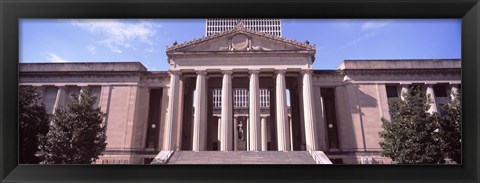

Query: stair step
left=167, top=151, right=317, bottom=164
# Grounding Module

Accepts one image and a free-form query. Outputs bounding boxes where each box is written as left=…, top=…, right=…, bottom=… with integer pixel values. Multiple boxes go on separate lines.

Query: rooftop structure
left=206, top=19, right=282, bottom=37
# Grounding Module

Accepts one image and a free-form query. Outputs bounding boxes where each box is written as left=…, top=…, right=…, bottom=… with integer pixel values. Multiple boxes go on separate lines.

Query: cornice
left=341, top=68, right=461, bottom=75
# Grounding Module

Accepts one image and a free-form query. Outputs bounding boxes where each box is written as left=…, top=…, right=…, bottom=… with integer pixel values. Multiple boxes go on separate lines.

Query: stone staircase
left=166, top=151, right=318, bottom=164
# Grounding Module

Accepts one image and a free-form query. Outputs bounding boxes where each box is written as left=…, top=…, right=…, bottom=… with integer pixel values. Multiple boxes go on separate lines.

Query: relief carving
left=218, top=34, right=272, bottom=51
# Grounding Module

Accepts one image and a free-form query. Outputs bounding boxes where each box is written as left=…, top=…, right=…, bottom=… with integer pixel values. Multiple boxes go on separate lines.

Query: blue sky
left=20, top=19, right=461, bottom=70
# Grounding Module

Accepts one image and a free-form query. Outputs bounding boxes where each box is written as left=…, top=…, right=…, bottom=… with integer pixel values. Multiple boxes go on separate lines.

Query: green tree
left=19, top=86, right=50, bottom=164
left=379, top=85, right=445, bottom=164
left=40, top=90, right=107, bottom=164
left=439, top=91, right=461, bottom=163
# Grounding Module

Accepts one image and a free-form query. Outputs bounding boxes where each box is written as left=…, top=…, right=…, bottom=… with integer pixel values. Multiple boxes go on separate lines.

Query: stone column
left=261, top=117, right=268, bottom=151
left=400, top=84, right=409, bottom=101
left=426, top=84, right=438, bottom=114
left=217, top=117, right=222, bottom=144
left=35, top=86, right=46, bottom=105
left=315, top=86, right=327, bottom=150
left=220, top=70, right=233, bottom=151
left=275, top=70, right=289, bottom=151
left=301, top=70, right=318, bottom=151
left=450, top=84, right=459, bottom=101
left=163, top=71, right=181, bottom=151
left=79, top=85, right=90, bottom=101
left=289, top=118, right=293, bottom=151
left=233, top=117, right=238, bottom=151
left=246, top=118, right=250, bottom=151
left=193, top=71, right=207, bottom=151
left=53, top=85, right=67, bottom=113
left=249, top=70, right=261, bottom=151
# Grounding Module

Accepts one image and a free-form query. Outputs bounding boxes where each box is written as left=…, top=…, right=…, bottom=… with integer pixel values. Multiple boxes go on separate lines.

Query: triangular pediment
left=166, top=26, right=315, bottom=53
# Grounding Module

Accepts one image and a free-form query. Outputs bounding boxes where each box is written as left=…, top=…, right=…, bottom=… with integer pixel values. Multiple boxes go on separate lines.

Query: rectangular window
left=386, top=85, right=399, bottom=98
left=213, top=89, right=221, bottom=108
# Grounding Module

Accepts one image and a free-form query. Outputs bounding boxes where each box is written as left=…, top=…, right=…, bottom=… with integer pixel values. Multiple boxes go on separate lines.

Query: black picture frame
left=1, top=0, right=479, bottom=182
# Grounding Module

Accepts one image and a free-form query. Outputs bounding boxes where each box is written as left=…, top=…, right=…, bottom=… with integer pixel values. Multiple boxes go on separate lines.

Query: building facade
left=19, top=20, right=461, bottom=164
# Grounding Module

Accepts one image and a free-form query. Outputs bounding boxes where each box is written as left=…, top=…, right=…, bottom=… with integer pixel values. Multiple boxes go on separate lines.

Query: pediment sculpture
left=219, top=34, right=272, bottom=51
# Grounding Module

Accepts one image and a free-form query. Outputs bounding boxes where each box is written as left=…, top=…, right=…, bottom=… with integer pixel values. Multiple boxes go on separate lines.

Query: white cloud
left=338, top=32, right=376, bottom=50
left=69, top=19, right=157, bottom=53
left=336, top=20, right=389, bottom=51
left=146, top=47, right=155, bottom=53
left=87, top=45, right=96, bottom=54
left=43, top=52, right=70, bottom=62
left=361, top=21, right=389, bottom=31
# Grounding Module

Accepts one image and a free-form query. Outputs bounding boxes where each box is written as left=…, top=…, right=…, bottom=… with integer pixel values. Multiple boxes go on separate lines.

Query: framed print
left=1, top=0, right=479, bottom=182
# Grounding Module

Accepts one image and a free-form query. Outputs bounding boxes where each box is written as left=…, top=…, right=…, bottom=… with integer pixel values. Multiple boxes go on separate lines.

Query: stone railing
left=306, top=145, right=332, bottom=164
left=151, top=151, right=174, bottom=164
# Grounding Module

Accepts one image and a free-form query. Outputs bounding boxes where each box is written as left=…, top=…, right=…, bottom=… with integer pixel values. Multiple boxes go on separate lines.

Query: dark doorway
left=145, top=89, right=163, bottom=150
left=321, top=88, right=340, bottom=149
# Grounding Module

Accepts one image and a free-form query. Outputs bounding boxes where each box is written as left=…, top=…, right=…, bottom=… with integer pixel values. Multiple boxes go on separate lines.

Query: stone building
left=206, top=19, right=281, bottom=36
left=19, top=20, right=461, bottom=164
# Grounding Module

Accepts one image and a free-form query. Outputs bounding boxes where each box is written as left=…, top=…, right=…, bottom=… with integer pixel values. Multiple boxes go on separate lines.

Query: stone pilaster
left=426, top=84, right=438, bottom=114
left=261, top=117, right=268, bottom=151
left=220, top=70, right=233, bottom=151
left=249, top=70, right=261, bottom=151
left=301, top=70, right=318, bottom=151
left=163, top=71, right=181, bottom=151
left=193, top=71, right=207, bottom=151
left=275, top=70, right=289, bottom=151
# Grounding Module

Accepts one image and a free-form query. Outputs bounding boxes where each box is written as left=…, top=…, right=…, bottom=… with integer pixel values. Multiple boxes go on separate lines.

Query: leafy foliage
left=439, top=91, right=461, bottom=163
left=40, top=89, right=107, bottom=164
left=19, top=86, right=49, bottom=164
left=379, top=86, right=445, bottom=164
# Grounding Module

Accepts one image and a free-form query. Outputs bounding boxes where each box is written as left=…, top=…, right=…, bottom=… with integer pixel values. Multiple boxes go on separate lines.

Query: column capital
left=80, top=85, right=90, bottom=90
left=300, top=69, right=314, bottom=75
left=196, top=70, right=207, bottom=75
left=449, top=81, right=461, bottom=86
left=55, top=85, right=67, bottom=88
left=221, top=70, right=233, bottom=75
left=248, top=70, right=260, bottom=74
left=275, top=69, right=286, bottom=74
left=169, top=70, right=181, bottom=76
left=424, top=82, right=436, bottom=86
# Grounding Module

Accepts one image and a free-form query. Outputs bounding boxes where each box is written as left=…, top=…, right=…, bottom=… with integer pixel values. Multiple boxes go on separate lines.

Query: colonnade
left=398, top=83, right=460, bottom=114
left=32, top=85, right=92, bottom=114
left=163, top=69, right=318, bottom=152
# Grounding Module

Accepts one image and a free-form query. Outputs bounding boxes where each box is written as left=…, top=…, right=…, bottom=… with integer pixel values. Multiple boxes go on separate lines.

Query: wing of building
left=19, top=20, right=461, bottom=164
